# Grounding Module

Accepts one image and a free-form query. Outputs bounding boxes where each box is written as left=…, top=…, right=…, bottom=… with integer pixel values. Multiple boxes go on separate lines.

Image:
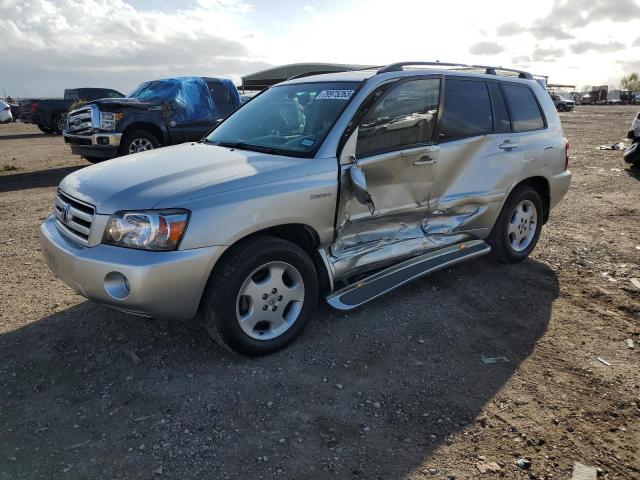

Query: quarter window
left=439, top=79, right=492, bottom=140
left=502, top=84, right=545, bottom=132
left=356, top=78, right=440, bottom=157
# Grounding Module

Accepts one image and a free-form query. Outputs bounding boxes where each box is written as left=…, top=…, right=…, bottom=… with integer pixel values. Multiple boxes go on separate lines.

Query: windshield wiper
left=213, top=141, right=278, bottom=154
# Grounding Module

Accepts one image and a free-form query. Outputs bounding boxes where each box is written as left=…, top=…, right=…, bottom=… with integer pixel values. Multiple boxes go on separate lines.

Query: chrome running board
left=326, top=240, right=490, bottom=311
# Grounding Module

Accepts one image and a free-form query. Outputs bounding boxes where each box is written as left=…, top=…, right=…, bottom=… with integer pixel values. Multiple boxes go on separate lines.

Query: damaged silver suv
left=39, top=62, right=571, bottom=355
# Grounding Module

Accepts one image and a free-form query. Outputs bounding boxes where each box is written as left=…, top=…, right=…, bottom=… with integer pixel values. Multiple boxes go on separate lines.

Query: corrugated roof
left=241, top=63, right=371, bottom=88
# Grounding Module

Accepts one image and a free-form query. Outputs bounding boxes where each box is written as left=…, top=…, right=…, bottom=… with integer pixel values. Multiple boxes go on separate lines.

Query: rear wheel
left=488, top=186, right=543, bottom=264
left=119, top=130, right=159, bottom=156
left=201, top=236, right=319, bottom=356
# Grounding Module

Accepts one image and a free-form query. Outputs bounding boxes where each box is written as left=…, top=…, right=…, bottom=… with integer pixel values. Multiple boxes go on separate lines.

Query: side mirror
left=349, top=164, right=375, bottom=214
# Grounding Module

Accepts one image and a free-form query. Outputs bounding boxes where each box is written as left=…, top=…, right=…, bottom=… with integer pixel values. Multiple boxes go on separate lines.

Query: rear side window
left=356, top=78, right=440, bottom=157
left=488, top=83, right=511, bottom=133
left=502, top=84, right=545, bottom=132
left=64, top=90, right=79, bottom=101
left=439, top=79, right=492, bottom=141
left=207, top=83, right=237, bottom=117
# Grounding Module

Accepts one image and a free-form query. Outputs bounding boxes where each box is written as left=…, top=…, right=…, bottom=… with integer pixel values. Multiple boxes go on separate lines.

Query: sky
left=1, top=0, right=639, bottom=98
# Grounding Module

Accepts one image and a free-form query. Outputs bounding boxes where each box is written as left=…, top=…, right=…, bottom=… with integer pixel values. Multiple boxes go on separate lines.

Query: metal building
left=240, top=63, right=369, bottom=91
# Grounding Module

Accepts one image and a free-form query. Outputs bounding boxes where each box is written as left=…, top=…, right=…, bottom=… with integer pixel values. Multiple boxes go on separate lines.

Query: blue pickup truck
left=63, top=77, right=241, bottom=163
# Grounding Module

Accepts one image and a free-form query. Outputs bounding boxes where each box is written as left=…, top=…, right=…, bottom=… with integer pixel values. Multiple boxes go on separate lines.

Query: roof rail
left=376, top=61, right=534, bottom=80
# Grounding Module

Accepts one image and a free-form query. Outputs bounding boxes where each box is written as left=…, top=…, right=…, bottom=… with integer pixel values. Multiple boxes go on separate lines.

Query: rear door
left=425, top=78, right=521, bottom=238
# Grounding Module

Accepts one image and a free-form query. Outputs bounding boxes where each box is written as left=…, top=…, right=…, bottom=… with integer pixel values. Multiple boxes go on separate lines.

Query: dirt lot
left=0, top=107, right=638, bottom=480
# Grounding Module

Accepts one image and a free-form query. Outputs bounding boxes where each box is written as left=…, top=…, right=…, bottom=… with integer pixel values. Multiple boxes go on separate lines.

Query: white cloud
left=496, top=22, right=523, bottom=37
left=469, top=41, right=505, bottom=55
left=2, top=0, right=640, bottom=97
left=570, top=40, right=625, bottom=54
left=0, top=0, right=269, bottom=96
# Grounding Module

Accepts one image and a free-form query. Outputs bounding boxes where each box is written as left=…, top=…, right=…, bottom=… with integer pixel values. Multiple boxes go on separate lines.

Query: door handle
left=413, top=155, right=437, bottom=166
left=499, top=140, right=519, bottom=150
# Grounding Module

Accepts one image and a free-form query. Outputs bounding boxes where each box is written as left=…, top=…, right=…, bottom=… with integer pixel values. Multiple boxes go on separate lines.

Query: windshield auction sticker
left=315, top=90, right=354, bottom=100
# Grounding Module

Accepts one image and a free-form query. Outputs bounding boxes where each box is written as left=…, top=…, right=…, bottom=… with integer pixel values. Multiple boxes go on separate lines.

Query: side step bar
left=326, top=240, right=491, bottom=311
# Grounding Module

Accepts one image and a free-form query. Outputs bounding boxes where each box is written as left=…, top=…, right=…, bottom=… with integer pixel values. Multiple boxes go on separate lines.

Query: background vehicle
left=40, top=62, right=571, bottom=356
left=582, top=85, right=608, bottom=105
left=19, top=88, right=123, bottom=134
left=550, top=93, right=575, bottom=111
left=0, top=99, right=13, bottom=123
left=624, top=111, right=640, bottom=166
left=63, top=77, right=240, bottom=163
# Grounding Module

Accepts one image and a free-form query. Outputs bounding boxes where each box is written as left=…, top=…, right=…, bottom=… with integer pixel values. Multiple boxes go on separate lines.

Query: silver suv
left=39, top=62, right=571, bottom=355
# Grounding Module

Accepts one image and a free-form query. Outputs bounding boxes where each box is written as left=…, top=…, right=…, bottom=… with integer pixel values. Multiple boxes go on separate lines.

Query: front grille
left=53, top=190, right=95, bottom=245
left=67, top=106, right=95, bottom=135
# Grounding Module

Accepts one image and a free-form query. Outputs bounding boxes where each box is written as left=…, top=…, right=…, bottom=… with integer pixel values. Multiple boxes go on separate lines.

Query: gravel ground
left=0, top=107, right=638, bottom=479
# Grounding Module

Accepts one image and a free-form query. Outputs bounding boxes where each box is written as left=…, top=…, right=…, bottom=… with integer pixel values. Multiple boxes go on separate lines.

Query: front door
left=333, top=77, right=442, bottom=275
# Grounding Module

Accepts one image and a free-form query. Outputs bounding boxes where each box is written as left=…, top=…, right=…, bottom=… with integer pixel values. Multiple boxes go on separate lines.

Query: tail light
left=31, top=101, right=38, bottom=113
left=564, top=138, right=570, bottom=171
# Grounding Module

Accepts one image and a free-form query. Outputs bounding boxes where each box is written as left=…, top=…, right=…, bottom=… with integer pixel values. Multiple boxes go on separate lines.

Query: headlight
left=103, top=210, right=189, bottom=251
left=99, top=111, right=121, bottom=130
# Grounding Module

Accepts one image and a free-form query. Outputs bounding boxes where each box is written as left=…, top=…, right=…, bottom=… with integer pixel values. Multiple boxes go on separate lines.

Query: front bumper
left=64, top=132, right=122, bottom=159
left=38, top=215, right=226, bottom=320
left=21, top=113, right=45, bottom=125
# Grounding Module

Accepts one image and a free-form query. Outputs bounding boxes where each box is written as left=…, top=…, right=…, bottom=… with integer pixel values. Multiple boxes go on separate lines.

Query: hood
left=59, top=143, right=327, bottom=214
left=89, top=97, right=157, bottom=109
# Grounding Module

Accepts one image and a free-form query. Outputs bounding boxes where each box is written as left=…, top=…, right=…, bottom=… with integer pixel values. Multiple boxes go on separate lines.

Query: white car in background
left=0, top=99, right=13, bottom=123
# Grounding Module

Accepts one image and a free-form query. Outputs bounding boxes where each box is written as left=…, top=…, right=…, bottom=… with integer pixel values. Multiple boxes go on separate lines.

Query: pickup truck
left=19, top=88, right=124, bottom=134
left=550, top=93, right=575, bottom=112
left=63, top=77, right=241, bottom=163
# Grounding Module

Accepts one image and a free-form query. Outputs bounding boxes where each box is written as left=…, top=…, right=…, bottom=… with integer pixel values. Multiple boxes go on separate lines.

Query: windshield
left=128, top=81, right=177, bottom=102
left=206, top=81, right=359, bottom=157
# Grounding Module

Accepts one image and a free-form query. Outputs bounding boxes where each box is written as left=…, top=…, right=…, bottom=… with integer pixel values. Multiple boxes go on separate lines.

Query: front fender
left=118, top=113, right=170, bottom=144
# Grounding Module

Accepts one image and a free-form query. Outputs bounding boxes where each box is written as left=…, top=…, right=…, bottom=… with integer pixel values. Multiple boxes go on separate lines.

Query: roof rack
left=376, top=61, right=533, bottom=80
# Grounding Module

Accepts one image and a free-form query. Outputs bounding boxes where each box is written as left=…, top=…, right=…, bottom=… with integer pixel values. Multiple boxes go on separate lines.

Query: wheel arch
left=197, top=222, right=332, bottom=314
left=507, top=176, right=551, bottom=223
left=123, top=122, right=167, bottom=145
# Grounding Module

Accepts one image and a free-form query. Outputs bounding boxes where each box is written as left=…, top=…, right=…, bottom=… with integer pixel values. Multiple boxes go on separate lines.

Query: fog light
left=97, top=136, right=110, bottom=145
left=104, top=271, right=130, bottom=300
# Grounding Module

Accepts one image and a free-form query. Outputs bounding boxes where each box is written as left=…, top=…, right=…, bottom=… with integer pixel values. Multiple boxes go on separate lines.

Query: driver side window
left=356, top=78, right=440, bottom=158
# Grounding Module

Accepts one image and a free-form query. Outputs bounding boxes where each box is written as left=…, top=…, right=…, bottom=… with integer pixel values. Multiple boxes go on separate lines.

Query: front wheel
left=53, top=114, right=65, bottom=135
left=37, top=124, right=54, bottom=134
left=488, top=186, right=543, bottom=264
left=119, top=130, right=160, bottom=156
left=201, top=236, right=319, bottom=356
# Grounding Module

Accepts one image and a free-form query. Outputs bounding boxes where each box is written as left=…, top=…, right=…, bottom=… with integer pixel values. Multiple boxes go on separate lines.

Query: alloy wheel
left=128, top=138, right=154, bottom=154
left=507, top=199, right=538, bottom=252
left=235, top=261, right=305, bottom=340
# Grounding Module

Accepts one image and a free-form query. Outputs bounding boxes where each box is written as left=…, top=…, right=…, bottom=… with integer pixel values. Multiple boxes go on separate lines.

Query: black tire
left=488, top=186, right=544, bottom=264
left=52, top=113, right=65, bottom=135
left=37, top=124, right=54, bottom=134
left=84, top=156, right=105, bottom=164
left=201, top=236, right=319, bottom=356
left=119, top=129, right=160, bottom=156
